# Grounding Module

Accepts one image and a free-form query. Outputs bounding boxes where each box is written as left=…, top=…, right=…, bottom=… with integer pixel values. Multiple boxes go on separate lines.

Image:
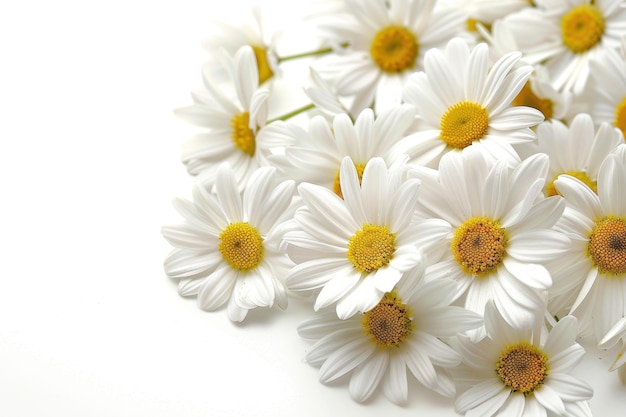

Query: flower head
left=161, top=163, right=295, bottom=321
left=453, top=301, right=593, bottom=416
left=298, top=268, right=482, bottom=403
left=395, top=38, right=544, bottom=168
left=284, top=156, right=450, bottom=319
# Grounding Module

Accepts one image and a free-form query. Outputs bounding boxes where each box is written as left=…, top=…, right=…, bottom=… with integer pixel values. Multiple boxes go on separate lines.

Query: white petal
left=546, top=373, right=593, bottom=402
left=502, top=258, right=552, bottom=290
left=349, top=352, right=389, bottom=402
left=381, top=355, right=408, bottom=405
left=319, top=338, right=376, bottom=383
left=314, top=271, right=361, bottom=311
left=533, top=383, right=565, bottom=415
left=455, top=378, right=508, bottom=414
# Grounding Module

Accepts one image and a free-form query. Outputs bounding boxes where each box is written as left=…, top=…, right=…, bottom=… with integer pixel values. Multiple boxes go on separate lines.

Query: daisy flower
left=598, top=316, right=626, bottom=384
left=284, top=156, right=451, bottom=319
left=201, top=5, right=278, bottom=85
left=269, top=104, right=417, bottom=196
left=587, top=37, right=626, bottom=138
left=297, top=267, right=483, bottom=403
left=174, top=46, right=292, bottom=188
left=552, top=153, right=626, bottom=341
left=411, top=148, right=571, bottom=330
left=395, top=38, right=544, bottom=168
left=161, top=163, right=296, bottom=322
left=522, top=113, right=623, bottom=197
left=314, top=0, right=469, bottom=113
left=453, top=301, right=593, bottom=417
left=501, top=0, right=626, bottom=93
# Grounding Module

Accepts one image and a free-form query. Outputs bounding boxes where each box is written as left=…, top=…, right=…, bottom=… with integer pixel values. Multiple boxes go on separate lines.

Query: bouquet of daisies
left=162, top=0, right=626, bottom=415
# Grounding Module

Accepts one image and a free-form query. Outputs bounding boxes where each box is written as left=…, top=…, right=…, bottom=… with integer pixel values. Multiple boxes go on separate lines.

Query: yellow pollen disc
left=452, top=217, right=508, bottom=277
left=347, top=224, right=397, bottom=274
left=333, top=163, right=366, bottom=199
left=613, top=97, right=626, bottom=138
left=370, top=25, right=418, bottom=73
left=362, top=291, right=413, bottom=348
left=588, top=216, right=626, bottom=276
left=496, top=342, right=548, bottom=394
left=561, top=4, right=605, bottom=54
left=440, top=101, right=489, bottom=149
left=512, top=81, right=554, bottom=121
left=230, top=112, right=256, bottom=157
left=545, top=171, right=597, bottom=197
left=250, top=44, right=274, bottom=85
left=218, top=222, right=264, bottom=271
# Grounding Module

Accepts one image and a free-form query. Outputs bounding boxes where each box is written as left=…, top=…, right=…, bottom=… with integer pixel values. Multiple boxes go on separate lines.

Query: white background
left=1, top=1, right=624, bottom=416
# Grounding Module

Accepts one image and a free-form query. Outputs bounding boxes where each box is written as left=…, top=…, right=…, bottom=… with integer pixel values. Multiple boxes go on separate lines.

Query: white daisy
left=587, top=37, right=626, bottom=138
left=410, top=148, right=571, bottom=330
left=201, top=5, right=279, bottom=85
left=161, top=163, right=296, bottom=322
left=553, top=153, right=626, bottom=341
left=313, top=0, right=470, bottom=113
left=269, top=104, right=417, bottom=195
left=174, top=46, right=291, bottom=188
left=284, top=156, right=451, bottom=319
left=521, top=113, right=623, bottom=197
left=502, top=0, right=626, bottom=93
left=395, top=37, right=544, bottom=168
left=598, top=316, right=626, bottom=384
left=297, top=267, right=483, bottom=403
left=453, top=301, right=593, bottom=417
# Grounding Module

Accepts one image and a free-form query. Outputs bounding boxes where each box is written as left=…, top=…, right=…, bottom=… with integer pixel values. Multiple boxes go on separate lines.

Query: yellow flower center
left=496, top=342, right=548, bottom=394
left=561, top=4, right=605, bottom=54
left=219, top=222, right=264, bottom=271
left=512, top=81, right=554, bottom=121
left=370, top=25, right=418, bottom=73
left=362, top=291, right=413, bottom=348
left=440, top=101, right=489, bottom=149
left=333, top=163, right=366, bottom=199
left=545, top=171, right=597, bottom=197
left=251, top=44, right=274, bottom=85
left=347, top=224, right=397, bottom=274
left=588, top=216, right=626, bottom=276
left=230, top=112, right=256, bottom=157
left=613, top=97, right=626, bottom=138
left=452, top=217, right=508, bottom=277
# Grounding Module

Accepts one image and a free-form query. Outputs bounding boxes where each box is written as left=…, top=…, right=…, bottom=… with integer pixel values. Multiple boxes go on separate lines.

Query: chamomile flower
left=587, top=38, right=626, bottom=138
left=502, top=0, right=626, bottom=94
left=552, top=153, right=626, bottom=341
left=411, top=149, right=570, bottom=330
left=201, top=6, right=278, bottom=85
left=453, top=301, right=593, bottom=417
left=314, top=0, right=469, bottom=113
left=161, top=163, right=295, bottom=322
left=395, top=38, right=544, bottom=168
left=526, top=113, right=623, bottom=197
left=284, top=156, right=451, bottom=319
left=297, top=268, right=483, bottom=403
left=270, top=105, right=417, bottom=195
left=175, top=46, right=291, bottom=188
left=598, top=316, right=626, bottom=384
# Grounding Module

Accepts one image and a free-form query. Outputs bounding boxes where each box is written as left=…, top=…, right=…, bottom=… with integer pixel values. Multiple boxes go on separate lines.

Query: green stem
left=277, top=43, right=349, bottom=63
left=267, top=103, right=315, bottom=123
left=277, top=47, right=334, bottom=63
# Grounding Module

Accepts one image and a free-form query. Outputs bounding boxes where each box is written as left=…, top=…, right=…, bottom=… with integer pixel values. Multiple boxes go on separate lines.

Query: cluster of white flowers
left=162, top=0, right=626, bottom=414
